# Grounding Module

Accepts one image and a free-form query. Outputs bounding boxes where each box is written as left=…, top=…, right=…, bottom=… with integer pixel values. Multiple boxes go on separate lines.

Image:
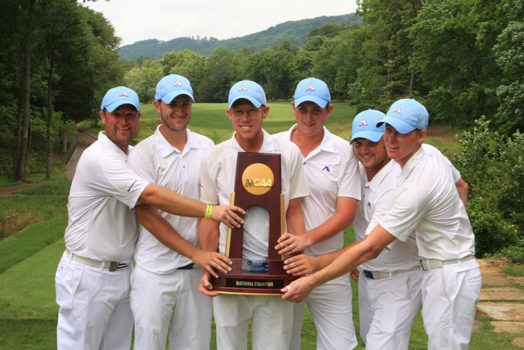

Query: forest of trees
left=123, top=0, right=523, bottom=136
left=0, top=0, right=522, bottom=259
left=0, top=0, right=123, bottom=180
left=1, top=0, right=522, bottom=180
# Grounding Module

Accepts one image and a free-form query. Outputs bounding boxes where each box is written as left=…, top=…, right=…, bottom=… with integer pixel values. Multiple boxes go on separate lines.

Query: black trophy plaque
left=212, top=152, right=296, bottom=295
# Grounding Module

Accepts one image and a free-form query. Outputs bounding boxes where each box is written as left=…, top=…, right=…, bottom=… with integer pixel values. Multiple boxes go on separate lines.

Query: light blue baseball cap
left=155, top=74, right=194, bottom=103
left=351, top=109, right=386, bottom=143
left=228, top=80, right=267, bottom=109
left=293, top=77, right=331, bottom=108
left=101, top=86, right=140, bottom=112
left=377, top=98, right=429, bottom=134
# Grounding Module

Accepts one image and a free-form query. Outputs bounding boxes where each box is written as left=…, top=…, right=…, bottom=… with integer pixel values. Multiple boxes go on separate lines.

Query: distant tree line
left=2, top=0, right=522, bottom=180
left=125, top=0, right=523, bottom=137
left=117, top=14, right=361, bottom=60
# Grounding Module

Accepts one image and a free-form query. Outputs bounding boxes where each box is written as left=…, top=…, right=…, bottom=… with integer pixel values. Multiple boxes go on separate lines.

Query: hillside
left=118, top=13, right=361, bottom=61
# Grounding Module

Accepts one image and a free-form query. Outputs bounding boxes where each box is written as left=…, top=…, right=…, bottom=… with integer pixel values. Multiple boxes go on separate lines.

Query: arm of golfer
left=139, top=183, right=244, bottom=226
left=455, top=178, right=469, bottom=206
left=198, top=218, right=222, bottom=296
left=136, top=204, right=232, bottom=277
left=285, top=197, right=306, bottom=236
left=282, top=240, right=360, bottom=276
left=276, top=197, right=357, bottom=255
left=281, top=224, right=396, bottom=302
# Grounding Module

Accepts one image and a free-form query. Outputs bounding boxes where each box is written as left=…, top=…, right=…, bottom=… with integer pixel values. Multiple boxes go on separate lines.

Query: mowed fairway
left=134, top=101, right=357, bottom=143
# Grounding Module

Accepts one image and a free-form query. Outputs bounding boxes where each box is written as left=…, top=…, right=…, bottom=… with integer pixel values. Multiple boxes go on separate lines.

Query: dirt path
left=0, top=183, right=35, bottom=198
left=65, top=131, right=97, bottom=181
left=476, top=258, right=524, bottom=348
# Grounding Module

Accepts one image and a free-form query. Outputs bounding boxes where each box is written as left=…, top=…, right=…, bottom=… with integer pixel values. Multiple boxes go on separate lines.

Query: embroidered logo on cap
left=174, top=81, right=183, bottom=87
left=359, top=120, right=368, bottom=126
left=306, top=85, right=316, bottom=91
left=239, top=86, right=248, bottom=92
left=119, top=91, right=128, bottom=97
left=393, top=107, right=401, bottom=114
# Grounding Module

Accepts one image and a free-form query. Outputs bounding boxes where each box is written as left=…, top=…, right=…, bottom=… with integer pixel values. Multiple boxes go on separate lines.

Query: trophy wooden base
left=213, top=258, right=296, bottom=295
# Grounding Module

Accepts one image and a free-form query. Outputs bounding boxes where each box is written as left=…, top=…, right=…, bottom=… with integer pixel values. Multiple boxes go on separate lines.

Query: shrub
left=452, top=117, right=524, bottom=262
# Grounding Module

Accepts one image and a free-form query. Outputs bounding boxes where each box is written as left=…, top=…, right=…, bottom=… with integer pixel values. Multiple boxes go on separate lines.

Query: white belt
left=363, top=267, right=420, bottom=280
left=67, top=250, right=129, bottom=272
left=419, top=255, right=474, bottom=271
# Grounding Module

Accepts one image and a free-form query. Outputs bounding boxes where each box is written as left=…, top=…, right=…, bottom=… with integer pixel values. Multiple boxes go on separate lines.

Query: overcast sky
left=80, top=0, right=358, bottom=47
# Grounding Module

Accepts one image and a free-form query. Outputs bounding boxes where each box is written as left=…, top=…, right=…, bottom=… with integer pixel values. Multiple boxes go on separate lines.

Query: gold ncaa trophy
left=212, top=152, right=297, bottom=294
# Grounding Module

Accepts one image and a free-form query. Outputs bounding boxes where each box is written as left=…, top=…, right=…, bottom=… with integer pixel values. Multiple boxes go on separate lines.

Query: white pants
left=55, top=252, right=133, bottom=350
left=213, top=294, right=294, bottom=350
left=422, top=259, right=481, bottom=350
left=290, top=274, right=357, bottom=350
left=358, top=269, right=423, bottom=350
left=130, top=265, right=212, bottom=350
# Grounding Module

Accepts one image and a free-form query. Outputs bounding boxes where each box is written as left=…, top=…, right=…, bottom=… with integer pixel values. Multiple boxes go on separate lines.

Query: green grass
left=0, top=216, right=67, bottom=274
left=2, top=229, right=522, bottom=349
left=0, top=177, right=69, bottom=239
left=0, top=240, right=63, bottom=350
left=505, top=264, right=524, bottom=277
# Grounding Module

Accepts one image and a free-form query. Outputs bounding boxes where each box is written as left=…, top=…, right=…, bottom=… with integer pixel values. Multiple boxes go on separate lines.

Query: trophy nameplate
left=212, top=152, right=296, bottom=295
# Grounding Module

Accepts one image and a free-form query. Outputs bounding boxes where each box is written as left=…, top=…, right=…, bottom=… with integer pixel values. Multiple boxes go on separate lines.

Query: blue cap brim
left=377, top=116, right=416, bottom=134
left=228, top=96, right=263, bottom=109
left=294, top=95, right=328, bottom=108
left=160, top=90, right=194, bottom=104
left=105, top=100, right=140, bottom=112
left=351, top=130, right=383, bottom=142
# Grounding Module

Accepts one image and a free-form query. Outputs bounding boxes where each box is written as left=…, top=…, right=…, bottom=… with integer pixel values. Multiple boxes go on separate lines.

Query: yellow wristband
left=204, top=204, right=213, bottom=219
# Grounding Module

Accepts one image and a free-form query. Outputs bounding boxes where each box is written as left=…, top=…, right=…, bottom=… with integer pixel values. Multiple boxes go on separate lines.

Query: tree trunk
left=15, top=0, right=36, bottom=181
left=409, top=69, right=415, bottom=97
left=45, top=57, right=54, bottom=180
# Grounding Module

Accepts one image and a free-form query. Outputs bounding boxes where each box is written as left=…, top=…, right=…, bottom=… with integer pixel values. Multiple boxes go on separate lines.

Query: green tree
left=0, top=0, right=123, bottom=178
left=410, top=0, right=498, bottom=126
left=124, top=59, right=163, bottom=102
left=197, top=48, right=244, bottom=102
left=15, top=0, right=36, bottom=181
left=290, top=35, right=327, bottom=83
left=160, top=50, right=205, bottom=77
left=247, top=45, right=296, bottom=100
left=37, top=0, right=90, bottom=178
left=65, top=6, right=123, bottom=121
left=159, top=49, right=207, bottom=98
left=310, top=26, right=362, bottom=100
left=309, top=23, right=348, bottom=38
left=492, top=0, right=524, bottom=133
left=355, top=0, right=423, bottom=108
left=0, top=0, right=24, bottom=177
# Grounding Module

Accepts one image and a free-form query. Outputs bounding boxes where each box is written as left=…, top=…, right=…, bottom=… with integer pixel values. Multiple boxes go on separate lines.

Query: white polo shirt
left=353, top=160, right=420, bottom=272
left=380, top=145, right=475, bottom=260
left=274, top=125, right=361, bottom=255
left=128, top=126, right=214, bottom=274
left=199, top=129, right=309, bottom=261
left=64, top=131, right=149, bottom=262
